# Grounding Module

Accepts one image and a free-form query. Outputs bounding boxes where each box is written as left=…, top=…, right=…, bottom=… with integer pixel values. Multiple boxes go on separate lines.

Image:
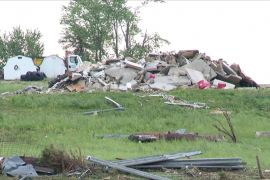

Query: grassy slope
left=0, top=81, right=270, bottom=169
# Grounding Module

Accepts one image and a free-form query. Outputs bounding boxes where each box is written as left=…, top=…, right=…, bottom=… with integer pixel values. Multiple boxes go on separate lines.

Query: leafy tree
left=0, top=36, right=8, bottom=68
left=120, top=0, right=169, bottom=59
left=5, top=27, right=25, bottom=56
left=24, top=29, right=44, bottom=58
left=123, top=32, right=170, bottom=59
left=0, top=27, right=44, bottom=68
left=60, top=0, right=112, bottom=62
left=60, top=0, right=169, bottom=61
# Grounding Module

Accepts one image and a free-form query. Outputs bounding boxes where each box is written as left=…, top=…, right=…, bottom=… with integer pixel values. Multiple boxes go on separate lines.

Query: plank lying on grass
left=87, top=156, right=170, bottom=180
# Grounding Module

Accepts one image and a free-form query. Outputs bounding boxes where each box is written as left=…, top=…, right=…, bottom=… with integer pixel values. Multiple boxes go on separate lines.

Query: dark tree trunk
left=113, top=21, right=119, bottom=58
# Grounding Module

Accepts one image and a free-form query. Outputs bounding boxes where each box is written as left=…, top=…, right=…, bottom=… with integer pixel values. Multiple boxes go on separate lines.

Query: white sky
left=0, top=0, right=269, bottom=84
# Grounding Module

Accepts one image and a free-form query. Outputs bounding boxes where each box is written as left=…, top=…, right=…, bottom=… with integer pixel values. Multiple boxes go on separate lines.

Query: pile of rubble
left=48, top=50, right=259, bottom=92
left=1, top=150, right=246, bottom=179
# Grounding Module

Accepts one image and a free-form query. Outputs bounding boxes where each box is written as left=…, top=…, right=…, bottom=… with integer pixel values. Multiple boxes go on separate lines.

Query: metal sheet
left=87, top=156, right=170, bottom=180
left=113, top=151, right=202, bottom=166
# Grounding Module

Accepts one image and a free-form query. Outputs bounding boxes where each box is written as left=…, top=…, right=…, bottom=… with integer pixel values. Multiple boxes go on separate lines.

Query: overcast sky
left=0, top=0, right=269, bottom=84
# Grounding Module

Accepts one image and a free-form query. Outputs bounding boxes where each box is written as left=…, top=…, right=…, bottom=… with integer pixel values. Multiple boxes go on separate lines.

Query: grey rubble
left=48, top=50, right=259, bottom=92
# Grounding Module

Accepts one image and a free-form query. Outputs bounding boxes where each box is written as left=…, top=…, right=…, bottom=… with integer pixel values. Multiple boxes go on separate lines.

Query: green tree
left=60, top=0, right=168, bottom=61
left=0, top=36, right=8, bottom=68
left=120, top=0, right=169, bottom=59
left=5, top=27, right=25, bottom=57
left=24, top=29, right=44, bottom=58
left=123, top=32, right=170, bottom=59
left=0, top=27, right=44, bottom=68
left=60, top=0, right=112, bottom=62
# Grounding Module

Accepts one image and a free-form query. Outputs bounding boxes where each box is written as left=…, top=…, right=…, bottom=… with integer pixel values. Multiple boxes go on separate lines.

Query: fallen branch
left=213, top=111, right=237, bottom=143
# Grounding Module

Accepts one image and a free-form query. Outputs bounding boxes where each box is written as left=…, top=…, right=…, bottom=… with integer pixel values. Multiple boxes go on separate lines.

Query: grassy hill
left=0, top=80, right=270, bottom=170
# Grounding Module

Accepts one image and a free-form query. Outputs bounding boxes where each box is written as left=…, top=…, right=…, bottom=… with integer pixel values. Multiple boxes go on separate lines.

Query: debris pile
left=48, top=50, right=259, bottom=92
left=1, top=149, right=246, bottom=179
left=87, top=151, right=246, bottom=180
left=128, top=131, right=225, bottom=143
left=149, top=93, right=209, bottom=109
left=0, top=86, right=44, bottom=96
left=0, top=145, right=90, bottom=178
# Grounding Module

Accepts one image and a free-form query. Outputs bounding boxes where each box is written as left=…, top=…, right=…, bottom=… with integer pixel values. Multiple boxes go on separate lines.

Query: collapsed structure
left=48, top=50, right=259, bottom=92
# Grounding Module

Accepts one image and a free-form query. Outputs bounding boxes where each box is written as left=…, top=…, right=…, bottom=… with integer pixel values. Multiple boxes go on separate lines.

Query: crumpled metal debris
left=83, top=96, right=124, bottom=115
left=149, top=93, right=209, bottom=109
left=1, top=86, right=44, bottom=96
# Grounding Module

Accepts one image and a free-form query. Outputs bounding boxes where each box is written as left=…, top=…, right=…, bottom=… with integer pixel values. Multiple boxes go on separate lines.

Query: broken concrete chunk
left=222, top=61, right=237, bottom=75
left=2, top=156, right=38, bottom=177
left=183, top=59, right=217, bottom=80
left=185, top=68, right=205, bottom=84
left=176, top=55, right=190, bottom=66
left=213, top=79, right=235, bottom=89
left=159, top=66, right=171, bottom=75
left=90, top=70, right=105, bottom=78
left=149, top=82, right=177, bottom=91
left=149, top=75, right=191, bottom=91
left=215, top=60, right=227, bottom=76
left=126, top=80, right=138, bottom=90
left=76, top=61, right=92, bottom=72
left=164, top=54, right=177, bottom=64
left=91, top=82, right=104, bottom=90
left=69, top=72, right=82, bottom=81
left=105, top=67, right=138, bottom=84
left=216, top=73, right=242, bottom=85
left=178, top=50, right=199, bottom=59
left=124, top=60, right=144, bottom=70
left=190, top=53, right=204, bottom=62
left=168, top=67, right=187, bottom=76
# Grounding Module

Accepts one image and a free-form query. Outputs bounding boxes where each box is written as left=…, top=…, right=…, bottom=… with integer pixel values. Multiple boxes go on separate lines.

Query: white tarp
left=40, top=55, right=66, bottom=78
left=3, top=55, right=36, bottom=80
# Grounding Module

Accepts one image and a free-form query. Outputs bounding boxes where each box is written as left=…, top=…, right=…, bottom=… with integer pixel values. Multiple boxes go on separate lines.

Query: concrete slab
left=213, top=79, right=235, bottom=89
left=183, top=59, right=217, bottom=80
left=149, top=75, right=191, bottom=91
left=105, top=67, right=138, bottom=84
left=168, top=67, right=187, bottom=76
left=185, top=68, right=205, bottom=84
left=125, top=60, right=144, bottom=70
left=222, top=62, right=237, bottom=75
left=216, top=73, right=242, bottom=85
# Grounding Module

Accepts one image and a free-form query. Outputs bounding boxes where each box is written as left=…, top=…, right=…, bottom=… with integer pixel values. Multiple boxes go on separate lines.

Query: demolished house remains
left=47, top=50, right=259, bottom=93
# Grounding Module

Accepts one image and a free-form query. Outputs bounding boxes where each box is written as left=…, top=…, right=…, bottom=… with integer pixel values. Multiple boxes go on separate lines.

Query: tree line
left=0, top=0, right=168, bottom=67
left=0, top=27, right=44, bottom=68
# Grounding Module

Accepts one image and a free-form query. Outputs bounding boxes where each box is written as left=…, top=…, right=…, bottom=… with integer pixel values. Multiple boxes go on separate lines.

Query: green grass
left=0, top=80, right=270, bottom=169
